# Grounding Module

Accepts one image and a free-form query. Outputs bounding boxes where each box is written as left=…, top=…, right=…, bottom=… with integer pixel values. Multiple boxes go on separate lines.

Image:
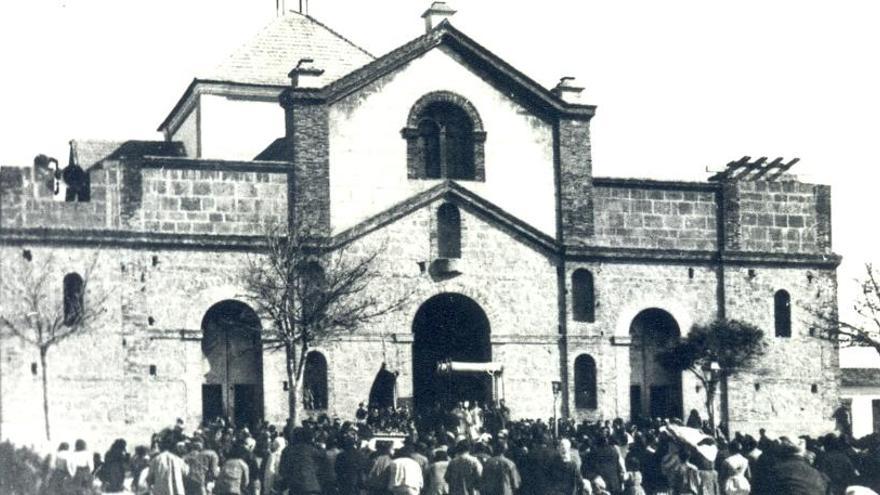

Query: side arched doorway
left=629, top=308, right=682, bottom=421
left=201, top=300, right=263, bottom=427
left=412, top=293, right=491, bottom=413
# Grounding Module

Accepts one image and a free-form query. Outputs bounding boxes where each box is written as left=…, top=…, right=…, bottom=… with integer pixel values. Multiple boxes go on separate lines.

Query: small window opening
left=63, top=273, right=84, bottom=326
left=149, top=365, right=157, bottom=376
left=688, top=267, right=694, bottom=279
left=748, top=269, right=756, bottom=279
left=437, top=203, right=462, bottom=259
left=303, top=351, right=328, bottom=410
left=811, top=384, right=818, bottom=394
left=574, top=354, right=598, bottom=409
left=775, top=289, right=792, bottom=338
left=152, top=255, right=159, bottom=267
left=147, top=316, right=155, bottom=326
left=755, top=382, right=761, bottom=391
left=572, top=269, right=595, bottom=322
left=22, top=250, right=32, bottom=261
left=31, top=363, right=38, bottom=375
left=807, top=272, right=814, bottom=284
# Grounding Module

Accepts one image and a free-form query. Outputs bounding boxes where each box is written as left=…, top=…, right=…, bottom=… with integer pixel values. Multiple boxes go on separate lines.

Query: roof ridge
left=301, top=12, right=375, bottom=60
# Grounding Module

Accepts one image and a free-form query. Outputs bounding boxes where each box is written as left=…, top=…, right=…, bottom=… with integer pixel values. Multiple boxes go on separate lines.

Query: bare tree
left=0, top=252, right=106, bottom=441
left=813, top=263, right=880, bottom=354
left=241, top=220, right=411, bottom=424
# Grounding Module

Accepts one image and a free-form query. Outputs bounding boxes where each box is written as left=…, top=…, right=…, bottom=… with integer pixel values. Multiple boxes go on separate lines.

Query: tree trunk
left=40, top=346, right=51, bottom=441
left=285, top=343, right=297, bottom=425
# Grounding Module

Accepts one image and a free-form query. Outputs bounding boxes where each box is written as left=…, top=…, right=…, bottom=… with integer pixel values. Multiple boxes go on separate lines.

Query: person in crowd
left=366, top=440, right=395, bottom=495
left=183, top=438, right=220, bottom=495
left=387, top=444, right=425, bottom=495
left=721, top=440, right=750, bottom=495
left=214, top=444, right=250, bottom=495
left=277, top=428, right=329, bottom=495
left=262, top=436, right=287, bottom=495
left=752, top=436, right=828, bottom=494
left=816, top=434, right=858, bottom=495
left=147, top=437, right=189, bottom=495
left=548, top=438, right=585, bottom=495
left=335, top=435, right=368, bottom=495
left=426, top=449, right=452, bottom=495
left=584, top=434, right=624, bottom=495
left=99, top=438, right=129, bottom=494
left=129, top=445, right=151, bottom=495
left=481, top=441, right=521, bottom=495
left=65, top=439, right=95, bottom=495
left=446, top=440, right=483, bottom=495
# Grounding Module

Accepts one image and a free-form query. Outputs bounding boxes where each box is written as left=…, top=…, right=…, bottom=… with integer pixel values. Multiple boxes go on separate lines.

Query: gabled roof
left=201, top=11, right=375, bottom=87
left=72, top=140, right=187, bottom=169
left=332, top=180, right=558, bottom=255
left=322, top=20, right=595, bottom=119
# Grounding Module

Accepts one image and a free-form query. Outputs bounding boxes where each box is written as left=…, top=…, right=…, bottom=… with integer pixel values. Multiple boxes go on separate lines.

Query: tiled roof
left=201, top=12, right=375, bottom=87
left=72, top=140, right=187, bottom=169
left=842, top=368, right=880, bottom=387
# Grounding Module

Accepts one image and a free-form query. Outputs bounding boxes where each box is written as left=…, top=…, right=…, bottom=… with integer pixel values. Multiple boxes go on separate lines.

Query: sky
left=1, top=0, right=878, bottom=319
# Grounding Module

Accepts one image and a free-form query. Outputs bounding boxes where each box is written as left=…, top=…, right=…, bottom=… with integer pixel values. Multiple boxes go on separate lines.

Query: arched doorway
left=412, top=293, right=491, bottom=413
left=629, top=308, right=682, bottom=421
left=201, top=300, right=263, bottom=427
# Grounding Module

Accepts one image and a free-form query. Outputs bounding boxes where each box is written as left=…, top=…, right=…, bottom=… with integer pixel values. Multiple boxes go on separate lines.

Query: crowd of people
left=34, top=401, right=880, bottom=495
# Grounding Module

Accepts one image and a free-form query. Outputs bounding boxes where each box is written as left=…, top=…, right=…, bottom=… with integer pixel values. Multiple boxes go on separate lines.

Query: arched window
left=572, top=269, right=595, bottom=322
left=403, top=91, right=486, bottom=181
left=303, top=351, right=328, bottom=410
left=63, top=273, right=84, bottom=326
left=775, top=290, right=791, bottom=337
left=437, top=203, right=461, bottom=258
left=574, top=354, right=598, bottom=409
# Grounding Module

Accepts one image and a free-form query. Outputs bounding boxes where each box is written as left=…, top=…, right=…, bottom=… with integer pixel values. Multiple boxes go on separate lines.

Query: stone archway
left=412, top=293, right=491, bottom=413
left=201, top=300, right=263, bottom=427
left=629, top=308, right=682, bottom=421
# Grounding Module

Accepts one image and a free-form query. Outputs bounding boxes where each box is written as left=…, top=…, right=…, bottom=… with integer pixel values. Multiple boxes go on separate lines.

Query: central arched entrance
left=412, top=293, right=491, bottom=413
left=201, top=300, right=263, bottom=427
left=629, top=308, right=683, bottom=421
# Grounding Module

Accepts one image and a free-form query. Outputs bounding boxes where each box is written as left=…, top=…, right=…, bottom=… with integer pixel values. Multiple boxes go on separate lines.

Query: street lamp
left=552, top=380, right=562, bottom=438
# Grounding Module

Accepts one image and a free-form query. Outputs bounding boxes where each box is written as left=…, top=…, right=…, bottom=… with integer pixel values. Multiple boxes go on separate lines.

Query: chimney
left=288, top=58, right=325, bottom=88
left=422, top=2, right=456, bottom=32
left=276, top=0, right=286, bottom=17
left=552, top=77, right=585, bottom=104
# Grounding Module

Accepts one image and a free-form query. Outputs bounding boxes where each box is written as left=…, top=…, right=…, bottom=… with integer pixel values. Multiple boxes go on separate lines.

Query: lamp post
left=552, top=380, right=562, bottom=439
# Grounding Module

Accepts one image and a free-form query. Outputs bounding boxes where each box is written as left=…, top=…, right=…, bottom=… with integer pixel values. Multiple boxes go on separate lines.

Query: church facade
left=0, top=4, right=840, bottom=448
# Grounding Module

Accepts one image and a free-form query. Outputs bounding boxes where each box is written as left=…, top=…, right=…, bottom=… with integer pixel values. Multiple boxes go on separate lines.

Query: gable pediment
left=331, top=180, right=558, bottom=256
left=297, top=22, right=594, bottom=121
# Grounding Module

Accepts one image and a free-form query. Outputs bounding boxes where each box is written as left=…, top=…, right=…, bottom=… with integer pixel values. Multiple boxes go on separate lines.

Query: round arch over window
left=303, top=351, right=328, bottom=410
left=574, top=354, right=598, bottom=409
left=402, top=91, right=486, bottom=181
left=775, top=289, right=792, bottom=338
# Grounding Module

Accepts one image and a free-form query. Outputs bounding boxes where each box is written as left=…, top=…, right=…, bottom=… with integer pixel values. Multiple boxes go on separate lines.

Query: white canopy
left=436, top=361, right=503, bottom=374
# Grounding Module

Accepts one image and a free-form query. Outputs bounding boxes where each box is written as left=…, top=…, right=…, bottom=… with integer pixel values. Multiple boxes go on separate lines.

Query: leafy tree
left=241, top=220, right=411, bottom=424
left=658, top=319, right=766, bottom=429
left=0, top=253, right=106, bottom=441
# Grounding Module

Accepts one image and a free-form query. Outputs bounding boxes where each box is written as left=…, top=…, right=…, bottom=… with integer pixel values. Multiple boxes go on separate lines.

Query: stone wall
left=726, top=179, right=831, bottom=254
left=592, top=180, right=718, bottom=251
